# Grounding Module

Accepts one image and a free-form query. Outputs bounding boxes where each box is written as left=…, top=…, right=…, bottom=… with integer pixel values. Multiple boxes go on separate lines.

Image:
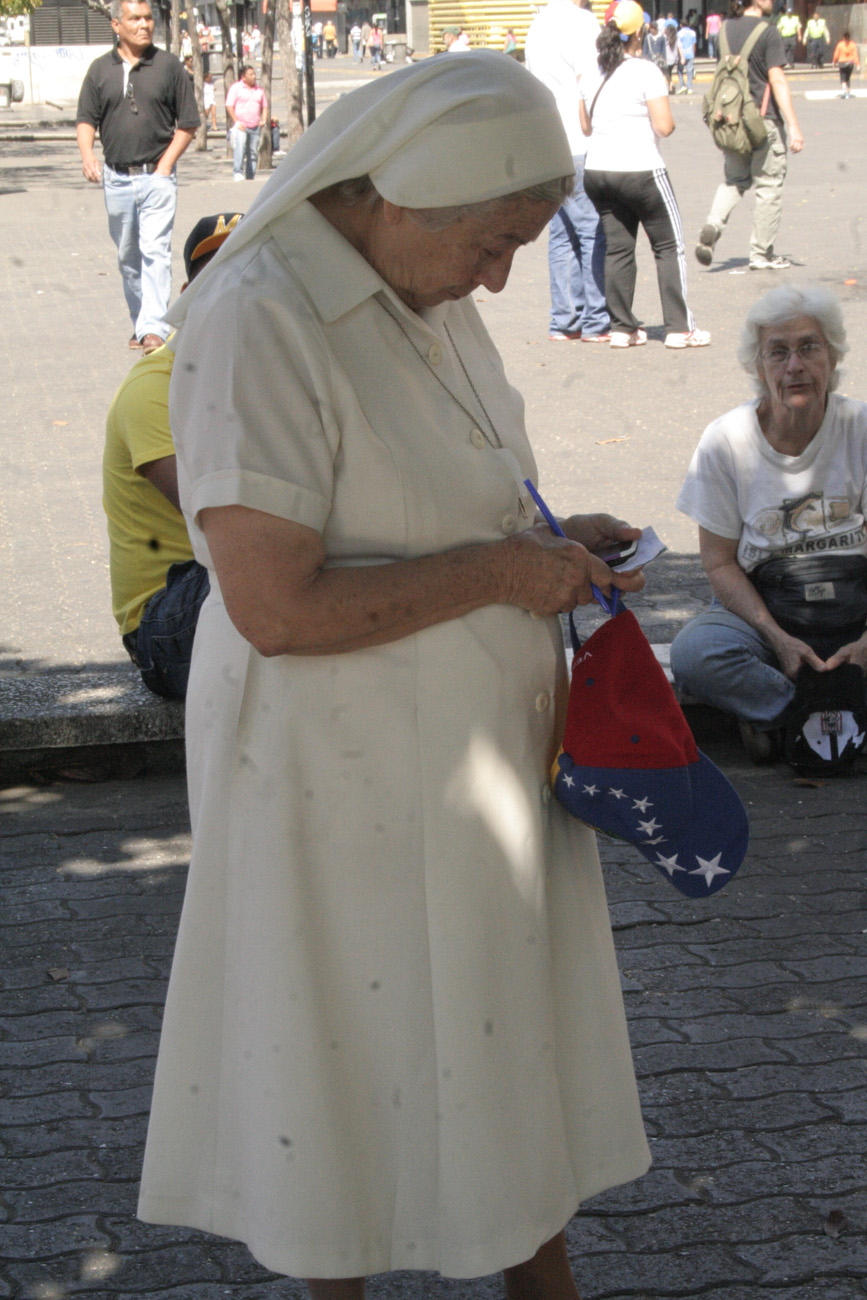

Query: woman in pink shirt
left=225, top=64, right=268, bottom=181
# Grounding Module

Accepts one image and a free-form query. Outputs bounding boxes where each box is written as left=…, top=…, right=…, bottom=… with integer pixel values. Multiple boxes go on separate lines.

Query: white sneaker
left=665, top=328, right=711, bottom=348
left=610, top=329, right=647, bottom=348
left=749, top=254, right=791, bottom=270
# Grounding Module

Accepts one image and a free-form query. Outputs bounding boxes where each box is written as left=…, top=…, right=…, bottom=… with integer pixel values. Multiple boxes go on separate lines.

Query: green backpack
left=702, top=21, right=770, bottom=154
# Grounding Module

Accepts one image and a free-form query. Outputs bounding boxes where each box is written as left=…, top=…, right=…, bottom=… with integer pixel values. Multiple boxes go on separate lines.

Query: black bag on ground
left=783, top=663, right=867, bottom=774
left=752, top=554, right=867, bottom=774
left=751, top=553, right=867, bottom=659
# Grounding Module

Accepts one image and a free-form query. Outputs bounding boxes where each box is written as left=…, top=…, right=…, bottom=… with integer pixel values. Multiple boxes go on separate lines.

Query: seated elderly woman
left=670, top=285, right=867, bottom=763
left=137, top=51, right=653, bottom=1300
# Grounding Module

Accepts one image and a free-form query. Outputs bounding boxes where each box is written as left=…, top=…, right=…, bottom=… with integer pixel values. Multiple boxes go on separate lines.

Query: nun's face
left=376, top=196, right=559, bottom=311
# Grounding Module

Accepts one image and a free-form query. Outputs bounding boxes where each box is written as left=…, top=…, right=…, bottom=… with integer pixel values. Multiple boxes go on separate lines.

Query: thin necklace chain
left=375, top=296, right=504, bottom=450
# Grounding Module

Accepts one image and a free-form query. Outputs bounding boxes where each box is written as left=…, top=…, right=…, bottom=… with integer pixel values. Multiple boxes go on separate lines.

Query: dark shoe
left=129, top=334, right=144, bottom=349
left=140, top=333, right=165, bottom=354
left=738, top=719, right=778, bottom=765
left=695, top=223, right=718, bottom=266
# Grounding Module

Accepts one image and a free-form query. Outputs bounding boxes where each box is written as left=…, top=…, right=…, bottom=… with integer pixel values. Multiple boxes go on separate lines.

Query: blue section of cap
left=553, top=751, right=749, bottom=898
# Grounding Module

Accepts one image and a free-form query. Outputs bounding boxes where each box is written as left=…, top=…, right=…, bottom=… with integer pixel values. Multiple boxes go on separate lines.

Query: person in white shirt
left=579, top=0, right=709, bottom=349
left=671, top=285, right=867, bottom=761
left=526, top=0, right=610, bottom=342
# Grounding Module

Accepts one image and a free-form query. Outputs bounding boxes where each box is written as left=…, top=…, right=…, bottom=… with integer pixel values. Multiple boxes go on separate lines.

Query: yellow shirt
left=103, top=345, right=194, bottom=635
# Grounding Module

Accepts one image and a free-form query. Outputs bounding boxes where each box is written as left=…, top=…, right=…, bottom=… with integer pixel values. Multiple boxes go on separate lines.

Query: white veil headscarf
left=168, top=50, right=571, bottom=326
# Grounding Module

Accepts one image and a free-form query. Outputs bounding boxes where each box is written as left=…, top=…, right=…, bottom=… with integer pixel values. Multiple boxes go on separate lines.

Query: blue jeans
left=678, top=57, right=694, bottom=91
left=127, top=559, right=210, bottom=700
left=669, top=601, right=796, bottom=728
left=103, top=166, right=177, bottom=340
left=233, top=124, right=261, bottom=179
left=352, top=37, right=361, bottom=61
left=548, top=156, right=608, bottom=337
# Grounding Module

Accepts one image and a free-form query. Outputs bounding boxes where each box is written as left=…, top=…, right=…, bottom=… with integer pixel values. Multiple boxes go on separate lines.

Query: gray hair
left=328, top=173, right=573, bottom=227
left=111, top=0, right=151, bottom=18
left=738, top=284, right=848, bottom=394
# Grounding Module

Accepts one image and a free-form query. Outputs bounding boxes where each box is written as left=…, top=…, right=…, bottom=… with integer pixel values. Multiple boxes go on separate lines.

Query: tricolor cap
left=553, top=610, right=749, bottom=898
left=183, top=212, right=243, bottom=280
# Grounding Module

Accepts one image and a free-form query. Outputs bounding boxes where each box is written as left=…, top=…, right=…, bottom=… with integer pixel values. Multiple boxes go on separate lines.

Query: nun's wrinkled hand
left=560, top=512, right=642, bottom=556
left=504, top=524, right=645, bottom=616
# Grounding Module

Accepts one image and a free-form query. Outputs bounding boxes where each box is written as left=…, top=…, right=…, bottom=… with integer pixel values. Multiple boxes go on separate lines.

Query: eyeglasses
left=125, top=78, right=138, bottom=114
left=762, top=340, right=826, bottom=366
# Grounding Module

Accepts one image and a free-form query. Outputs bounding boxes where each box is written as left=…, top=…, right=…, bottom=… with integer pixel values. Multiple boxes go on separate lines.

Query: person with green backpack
left=694, top=0, right=804, bottom=272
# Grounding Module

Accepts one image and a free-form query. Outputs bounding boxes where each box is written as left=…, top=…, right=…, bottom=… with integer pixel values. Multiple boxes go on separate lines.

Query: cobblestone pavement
left=2, top=752, right=866, bottom=1300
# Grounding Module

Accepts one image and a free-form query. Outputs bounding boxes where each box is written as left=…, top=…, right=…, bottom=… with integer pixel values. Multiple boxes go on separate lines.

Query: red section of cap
left=563, top=610, right=699, bottom=770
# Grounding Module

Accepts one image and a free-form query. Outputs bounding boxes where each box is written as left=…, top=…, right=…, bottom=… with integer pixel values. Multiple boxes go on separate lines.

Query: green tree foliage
left=0, top=0, right=42, bottom=15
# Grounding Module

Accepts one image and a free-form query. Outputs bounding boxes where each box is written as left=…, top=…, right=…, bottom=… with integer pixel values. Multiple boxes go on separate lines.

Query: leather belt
left=108, top=162, right=160, bottom=175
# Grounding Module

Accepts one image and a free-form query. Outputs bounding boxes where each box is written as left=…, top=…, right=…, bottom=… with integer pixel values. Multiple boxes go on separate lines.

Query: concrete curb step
left=0, top=666, right=184, bottom=783
left=0, top=647, right=710, bottom=785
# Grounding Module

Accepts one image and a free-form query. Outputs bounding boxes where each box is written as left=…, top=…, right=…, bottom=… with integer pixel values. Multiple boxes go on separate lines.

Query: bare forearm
left=157, top=128, right=195, bottom=173
left=707, top=560, right=781, bottom=641
left=77, top=123, right=101, bottom=181
left=768, top=69, right=803, bottom=145
left=203, top=510, right=645, bottom=659
left=222, top=540, right=513, bottom=656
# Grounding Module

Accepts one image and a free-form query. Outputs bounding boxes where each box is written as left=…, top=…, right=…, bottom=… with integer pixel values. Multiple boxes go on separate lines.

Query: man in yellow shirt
left=103, top=212, right=241, bottom=697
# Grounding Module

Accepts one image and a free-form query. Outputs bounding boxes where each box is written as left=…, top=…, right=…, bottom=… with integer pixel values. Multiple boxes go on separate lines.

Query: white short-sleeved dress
left=137, top=201, right=651, bottom=1280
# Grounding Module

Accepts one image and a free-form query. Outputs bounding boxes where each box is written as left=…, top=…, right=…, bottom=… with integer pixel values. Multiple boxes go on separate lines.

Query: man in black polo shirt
left=76, top=0, right=200, bottom=353
left=694, top=0, right=804, bottom=272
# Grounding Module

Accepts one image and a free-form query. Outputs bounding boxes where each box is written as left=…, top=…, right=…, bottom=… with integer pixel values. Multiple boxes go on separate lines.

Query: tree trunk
left=257, top=3, right=275, bottom=170
left=213, top=0, right=236, bottom=98
left=275, top=0, right=304, bottom=144
left=187, top=17, right=208, bottom=151
left=170, top=0, right=180, bottom=57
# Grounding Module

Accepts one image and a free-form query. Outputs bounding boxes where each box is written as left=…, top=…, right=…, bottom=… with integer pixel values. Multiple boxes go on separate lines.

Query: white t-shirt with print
left=581, top=55, right=669, bottom=171
left=676, top=393, right=867, bottom=573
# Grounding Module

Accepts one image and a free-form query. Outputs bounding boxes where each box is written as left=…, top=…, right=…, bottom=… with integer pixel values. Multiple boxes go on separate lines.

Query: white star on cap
left=562, top=774, right=575, bottom=788
left=644, top=835, right=666, bottom=846
left=690, top=852, right=730, bottom=887
left=632, top=796, right=652, bottom=812
left=637, top=817, right=662, bottom=836
left=608, top=788, right=627, bottom=800
left=582, top=783, right=599, bottom=796
left=655, top=852, right=685, bottom=875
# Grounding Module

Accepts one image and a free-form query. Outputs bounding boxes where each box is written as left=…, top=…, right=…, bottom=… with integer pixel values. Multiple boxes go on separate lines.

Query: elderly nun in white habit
left=137, top=50, right=652, bottom=1300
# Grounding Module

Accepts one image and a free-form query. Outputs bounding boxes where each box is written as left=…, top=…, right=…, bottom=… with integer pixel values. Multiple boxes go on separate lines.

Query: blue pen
left=523, top=478, right=619, bottom=616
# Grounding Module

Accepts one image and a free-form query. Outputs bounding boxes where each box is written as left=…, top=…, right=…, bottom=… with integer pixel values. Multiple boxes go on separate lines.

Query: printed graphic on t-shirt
left=744, top=491, right=864, bottom=563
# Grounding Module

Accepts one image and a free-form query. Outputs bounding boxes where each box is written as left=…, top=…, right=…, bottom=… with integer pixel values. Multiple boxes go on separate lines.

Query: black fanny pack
left=752, top=553, right=867, bottom=658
